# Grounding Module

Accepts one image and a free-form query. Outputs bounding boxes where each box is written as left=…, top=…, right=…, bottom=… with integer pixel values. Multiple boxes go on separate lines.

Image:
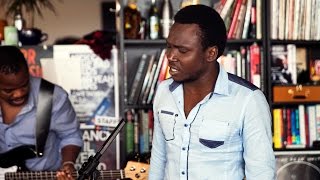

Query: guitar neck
left=5, top=170, right=125, bottom=180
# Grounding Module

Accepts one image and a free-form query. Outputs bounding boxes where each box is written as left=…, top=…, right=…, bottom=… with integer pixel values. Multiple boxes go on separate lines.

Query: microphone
left=77, top=118, right=126, bottom=180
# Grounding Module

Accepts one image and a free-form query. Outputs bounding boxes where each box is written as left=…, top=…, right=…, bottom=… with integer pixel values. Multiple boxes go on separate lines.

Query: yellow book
left=273, top=108, right=283, bottom=148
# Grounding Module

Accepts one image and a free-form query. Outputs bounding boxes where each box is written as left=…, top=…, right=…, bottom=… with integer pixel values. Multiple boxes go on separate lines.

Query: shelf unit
left=265, top=0, right=320, bottom=155
left=116, top=0, right=320, bottom=170
left=116, top=0, right=271, bottom=167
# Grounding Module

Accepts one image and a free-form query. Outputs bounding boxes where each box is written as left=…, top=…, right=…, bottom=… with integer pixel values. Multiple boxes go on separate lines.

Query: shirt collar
left=213, top=63, right=230, bottom=96
left=168, top=62, right=230, bottom=96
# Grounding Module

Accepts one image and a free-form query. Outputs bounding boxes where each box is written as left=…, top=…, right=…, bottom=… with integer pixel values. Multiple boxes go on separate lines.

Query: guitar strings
left=4, top=171, right=144, bottom=179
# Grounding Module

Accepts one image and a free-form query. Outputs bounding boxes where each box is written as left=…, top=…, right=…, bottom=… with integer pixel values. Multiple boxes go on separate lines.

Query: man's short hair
left=0, top=46, right=28, bottom=74
left=174, top=4, right=227, bottom=58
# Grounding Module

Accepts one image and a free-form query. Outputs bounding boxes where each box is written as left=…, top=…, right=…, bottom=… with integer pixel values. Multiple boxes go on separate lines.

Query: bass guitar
left=0, top=145, right=149, bottom=180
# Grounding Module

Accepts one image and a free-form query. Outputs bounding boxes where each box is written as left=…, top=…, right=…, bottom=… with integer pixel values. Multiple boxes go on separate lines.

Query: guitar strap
left=35, top=79, right=54, bottom=157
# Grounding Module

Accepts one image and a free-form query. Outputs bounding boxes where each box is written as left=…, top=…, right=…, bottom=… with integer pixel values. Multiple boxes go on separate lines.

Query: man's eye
left=179, top=48, right=188, bottom=53
left=3, top=90, right=12, bottom=94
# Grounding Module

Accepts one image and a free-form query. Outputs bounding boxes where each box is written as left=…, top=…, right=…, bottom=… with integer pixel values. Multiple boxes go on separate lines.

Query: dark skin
left=0, top=65, right=80, bottom=180
left=166, top=23, right=219, bottom=117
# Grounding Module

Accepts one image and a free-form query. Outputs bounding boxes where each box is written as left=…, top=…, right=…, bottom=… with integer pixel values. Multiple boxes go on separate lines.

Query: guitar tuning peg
left=140, top=168, right=146, bottom=173
left=130, top=166, right=136, bottom=171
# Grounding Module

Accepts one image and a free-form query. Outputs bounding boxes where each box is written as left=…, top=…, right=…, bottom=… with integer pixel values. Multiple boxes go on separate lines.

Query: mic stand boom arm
left=77, top=118, right=126, bottom=180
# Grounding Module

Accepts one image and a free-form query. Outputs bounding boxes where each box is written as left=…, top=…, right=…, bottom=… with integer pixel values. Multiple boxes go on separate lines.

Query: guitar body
left=0, top=145, right=36, bottom=171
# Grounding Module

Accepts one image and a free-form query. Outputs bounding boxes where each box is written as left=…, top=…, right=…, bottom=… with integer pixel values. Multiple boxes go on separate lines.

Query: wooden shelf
left=270, top=40, right=320, bottom=46
left=124, top=39, right=262, bottom=46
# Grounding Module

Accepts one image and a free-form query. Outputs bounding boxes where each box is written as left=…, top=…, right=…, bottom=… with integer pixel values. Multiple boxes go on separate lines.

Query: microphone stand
left=77, top=118, right=126, bottom=180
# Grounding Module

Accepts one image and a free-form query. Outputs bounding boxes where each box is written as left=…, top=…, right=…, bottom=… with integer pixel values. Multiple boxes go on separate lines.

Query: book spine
left=256, top=0, right=262, bottom=39
left=128, top=54, right=148, bottom=105
left=298, top=105, right=306, bottom=146
left=220, top=0, right=236, bottom=20
left=227, top=0, right=242, bottom=39
left=315, top=104, right=320, bottom=140
left=234, top=0, right=248, bottom=39
left=273, top=108, right=283, bottom=148
left=250, top=43, right=261, bottom=88
left=147, top=49, right=166, bottom=104
left=249, top=0, right=257, bottom=38
left=125, top=109, right=134, bottom=154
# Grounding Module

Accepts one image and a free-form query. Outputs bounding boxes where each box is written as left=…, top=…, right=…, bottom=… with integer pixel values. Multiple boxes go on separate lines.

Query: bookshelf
left=118, top=0, right=320, bottom=173
left=266, top=0, right=320, bottom=154
left=116, top=0, right=270, bottom=167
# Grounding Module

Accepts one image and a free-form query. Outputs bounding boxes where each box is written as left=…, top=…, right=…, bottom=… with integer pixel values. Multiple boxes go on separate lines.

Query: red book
left=157, top=54, right=169, bottom=85
left=249, top=43, right=261, bottom=87
left=227, top=0, right=242, bottom=39
left=286, top=108, right=292, bottom=145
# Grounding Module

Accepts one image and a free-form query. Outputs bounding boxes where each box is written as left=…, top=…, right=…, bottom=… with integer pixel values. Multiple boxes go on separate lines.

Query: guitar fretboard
left=4, top=170, right=125, bottom=180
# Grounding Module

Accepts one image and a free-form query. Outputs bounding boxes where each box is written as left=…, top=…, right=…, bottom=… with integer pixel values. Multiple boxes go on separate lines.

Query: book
left=249, top=0, right=257, bottom=38
left=240, top=46, right=247, bottom=79
left=270, top=0, right=278, bottom=39
left=271, top=45, right=293, bottom=84
left=128, top=54, right=149, bottom=105
left=234, top=0, right=247, bottom=39
left=256, top=0, right=262, bottom=39
left=220, top=0, right=236, bottom=20
left=273, top=108, right=283, bottom=148
left=227, top=0, right=242, bottom=39
left=287, top=44, right=297, bottom=84
left=224, top=0, right=237, bottom=33
left=138, top=54, right=155, bottom=104
left=142, top=55, right=158, bottom=104
left=218, top=52, right=237, bottom=75
left=298, top=105, right=306, bottom=147
left=157, top=53, right=169, bottom=86
left=147, top=49, right=166, bottom=104
left=307, top=105, right=317, bottom=147
left=282, top=108, right=288, bottom=146
left=125, top=109, right=135, bottom=154
left=139, top=110, right=149, bottom=154
left=123, top=51, right=128, bottom=103
left=250, top=43, right=261, bottom=88
left=286, top=108, right=292, bottom=145
left=309, top=49, right=320, bottom=84
left=296, top=47, right=308, bottom=83
left=241, top=0, right=252, bottom=39
left=315, top=104, right=320, bottom=140
left=278, top=0, right=285, bottom=40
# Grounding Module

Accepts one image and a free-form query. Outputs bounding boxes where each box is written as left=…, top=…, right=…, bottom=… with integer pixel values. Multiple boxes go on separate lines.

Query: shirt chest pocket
left=158, top=110, right=177, bottom=141
left=199, top=120, right=230, bottom=149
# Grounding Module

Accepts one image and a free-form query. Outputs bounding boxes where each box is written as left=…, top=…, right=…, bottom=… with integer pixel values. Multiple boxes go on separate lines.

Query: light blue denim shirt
left=149, top=64, right=276, bottom=180
left=0, top=76, right=83, bottom=171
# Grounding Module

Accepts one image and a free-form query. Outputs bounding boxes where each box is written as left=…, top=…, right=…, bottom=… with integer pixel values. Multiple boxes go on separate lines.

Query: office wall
left=0, top=0, right=113, bottom=45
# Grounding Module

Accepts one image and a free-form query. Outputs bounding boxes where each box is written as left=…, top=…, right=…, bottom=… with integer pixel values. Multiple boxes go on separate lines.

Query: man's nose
left=166, top=49, right=177, bottom=61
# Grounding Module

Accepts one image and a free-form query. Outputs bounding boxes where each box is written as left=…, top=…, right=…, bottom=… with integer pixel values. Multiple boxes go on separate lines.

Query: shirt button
left=184, top=124, right=188, bottom=127
left=182, top=147, right=186, bottom=151
left=181, top=171, right=185, bottom=175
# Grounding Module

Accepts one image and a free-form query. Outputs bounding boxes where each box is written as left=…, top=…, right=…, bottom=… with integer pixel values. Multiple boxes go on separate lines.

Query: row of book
left=125, top=109, right=154, bottom=155
left=273, top=104, right=320, bottom=149
left=217, top=43, right=264, bottom=90
left=214, top=0, right=262, bottom=39
left=271, top=0, right=320, bottom=40
left=126, top=49, right=170, bottom=105
left=271, top=44, right=320, bottom=85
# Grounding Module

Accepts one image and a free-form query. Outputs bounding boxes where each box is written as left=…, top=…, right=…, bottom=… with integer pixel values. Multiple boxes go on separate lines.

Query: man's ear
left=206, top=46, right=218, bottom=62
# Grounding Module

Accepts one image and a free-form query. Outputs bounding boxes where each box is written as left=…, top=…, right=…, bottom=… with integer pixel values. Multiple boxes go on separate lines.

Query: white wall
left=0, top=0, right=113, bottom=45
